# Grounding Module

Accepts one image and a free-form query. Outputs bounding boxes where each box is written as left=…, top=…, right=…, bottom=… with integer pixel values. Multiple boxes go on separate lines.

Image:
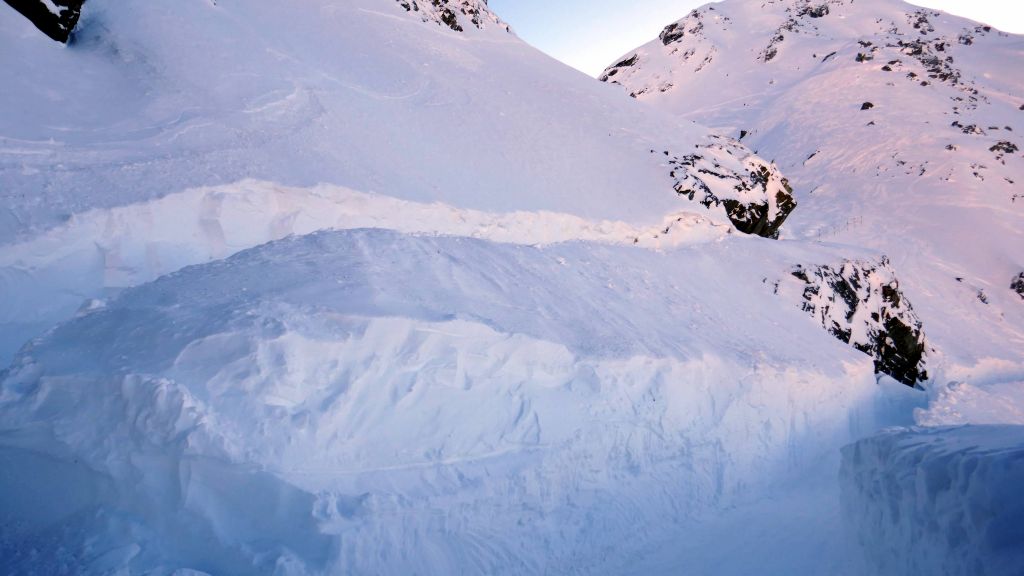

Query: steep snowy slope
left=601, top=0, right=1024, bottom=397
left=0, top=0, right=793, bottom=363
left=600, top=1, right=1024, bottom=570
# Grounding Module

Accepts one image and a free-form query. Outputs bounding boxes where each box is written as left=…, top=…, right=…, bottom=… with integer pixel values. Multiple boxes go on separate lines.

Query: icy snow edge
left=840, top=425, right=1024, bottom=576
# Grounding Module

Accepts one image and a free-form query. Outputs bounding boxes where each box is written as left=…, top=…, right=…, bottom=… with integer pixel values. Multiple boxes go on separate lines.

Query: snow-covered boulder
left=840, top=425, right=1024, bottom=576
left=395, top=0, right=508, bottom=33
left=663, top=136, right=797, bottom=238
left=2, top=0, right=84, bottom=42
left=791, top=258, right=928, bottom=386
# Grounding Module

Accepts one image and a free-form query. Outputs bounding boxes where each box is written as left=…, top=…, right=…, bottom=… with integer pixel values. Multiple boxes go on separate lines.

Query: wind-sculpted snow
left=0, top=179, right=730, bottom=363
left=841, top=425, right=1024, bottom=576
left=0, top=229, right=900, bottom=574
left=0, top=0, right=1016, bottom=573
left=790, top=257, right=928, bottom=386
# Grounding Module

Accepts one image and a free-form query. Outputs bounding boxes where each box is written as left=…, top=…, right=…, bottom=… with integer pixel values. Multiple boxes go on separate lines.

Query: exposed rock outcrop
left=662, top=136, right=797, bottom=239
left=791, top=258, right=928, bottom=386
left=396, top=0, right=508, bottom=33
left=1012, top=272, right=1024, bottom=300
left=2, top=0, right=84, bottom=43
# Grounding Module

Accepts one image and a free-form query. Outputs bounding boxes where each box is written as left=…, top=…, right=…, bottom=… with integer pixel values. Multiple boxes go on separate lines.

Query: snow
left=600, top=1, right=1024, bottom=569
left=841, top=425, right=1024, bottom=576
left=601, top=0, right=1024, bottom=372
left=0, top=0, right=1021, bottom=573
left=1, top=0, right=787, bottom=363
left=0, top=178, right=728, bottom=365
left=917, top=369, right=1024, bottom=426
left=0, top=229, right=915, bottom=574
left=38, top=0, right=63, bottom=18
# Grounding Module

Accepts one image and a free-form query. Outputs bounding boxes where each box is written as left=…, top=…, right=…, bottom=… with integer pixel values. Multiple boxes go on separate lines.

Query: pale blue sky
left=489, top=0, right=1024, bottom=77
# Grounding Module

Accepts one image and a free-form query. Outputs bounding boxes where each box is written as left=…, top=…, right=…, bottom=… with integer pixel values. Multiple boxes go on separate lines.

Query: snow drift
left=0, top=229, right=900, bottom=574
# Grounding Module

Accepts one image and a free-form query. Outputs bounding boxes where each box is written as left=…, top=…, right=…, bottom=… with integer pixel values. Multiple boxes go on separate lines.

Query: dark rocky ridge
left=791, top=258, right=929, bottom=386
left=396, top=0, right=507, bottom=33
left=3, top=0, right=84, bottom=43
left=1012, top=272, right=1024, bottom=300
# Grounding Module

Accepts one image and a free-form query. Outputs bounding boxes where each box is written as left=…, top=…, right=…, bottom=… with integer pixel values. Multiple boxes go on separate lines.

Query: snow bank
left=0, top=178, right=729, bottom=364
left=0, top=228, right=893, bottom=574
left=840, top=425, right=1024, bottom=576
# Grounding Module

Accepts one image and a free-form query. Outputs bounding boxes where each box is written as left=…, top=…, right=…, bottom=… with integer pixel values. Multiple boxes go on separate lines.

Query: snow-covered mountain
left=601, top=0, right=1024, bottom=572
left=601, top=0, right=1024, bottom=398
left=0, top=0, right=1020, bottom=574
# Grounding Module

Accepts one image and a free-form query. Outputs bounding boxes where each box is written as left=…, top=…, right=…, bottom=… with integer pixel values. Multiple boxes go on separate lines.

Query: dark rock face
left=3, top=0, right=84, bottom=43
left=861, top=102, right=875, bottom=110
left=1012, top=273, right=1024, bottom=300
left=797, top=4, right=830, bottom=18
left=791, top=258, right=928, bottom=387
left=721, top=168, right=797, bottom=238
left=990, top=141, right=1019, bottom=154
left=663, top=139, right=797, bottom=239
left=659, top=23, right=685, bottom=45
left=396, top=0, right=507, bottom=33
left=598, top=54, right=639, bottom=82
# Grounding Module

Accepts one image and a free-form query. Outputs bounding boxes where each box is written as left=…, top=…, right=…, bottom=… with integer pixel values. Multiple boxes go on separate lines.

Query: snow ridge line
left=0, top=179, right=728, bottom=360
